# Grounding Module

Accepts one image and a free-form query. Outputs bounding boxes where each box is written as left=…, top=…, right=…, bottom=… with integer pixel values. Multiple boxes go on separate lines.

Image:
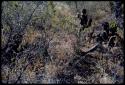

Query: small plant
left=109, top=20, right=117, bottom=29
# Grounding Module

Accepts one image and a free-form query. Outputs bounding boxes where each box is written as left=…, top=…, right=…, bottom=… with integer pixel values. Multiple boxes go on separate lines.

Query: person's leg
left=78, top=27, right=82, bottom=38
left=82, top=26, right=85, bottom=31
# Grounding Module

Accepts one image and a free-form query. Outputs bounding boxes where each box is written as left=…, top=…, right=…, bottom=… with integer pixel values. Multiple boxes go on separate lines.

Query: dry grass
left=48, top=32, right=77, bottom=64
left=1, top=1, right=124, bottom=84
left=22, top=26, right=42, bottom=45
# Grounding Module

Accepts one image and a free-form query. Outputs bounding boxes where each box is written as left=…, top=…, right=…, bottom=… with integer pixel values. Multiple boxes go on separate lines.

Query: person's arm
left=77, top=13, right=81, bottom=19
left=87, top=16, right=92, bottom=27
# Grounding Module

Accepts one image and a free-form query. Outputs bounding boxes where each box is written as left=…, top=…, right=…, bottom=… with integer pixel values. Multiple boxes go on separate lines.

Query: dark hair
left=102, top=22, right=109, bottom=27
left=82, top=9, right=87, bottom=14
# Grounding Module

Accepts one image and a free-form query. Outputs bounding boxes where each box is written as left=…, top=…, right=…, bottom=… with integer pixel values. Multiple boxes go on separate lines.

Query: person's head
left=82, top=9, right=87, bottom=14
left=102, top=22, right=109, bottom=27
left=102, top=22, right=109, bottom=30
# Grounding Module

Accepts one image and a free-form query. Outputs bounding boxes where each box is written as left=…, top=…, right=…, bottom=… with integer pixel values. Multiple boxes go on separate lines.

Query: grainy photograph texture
left=1, top=1, right=124, bottom=84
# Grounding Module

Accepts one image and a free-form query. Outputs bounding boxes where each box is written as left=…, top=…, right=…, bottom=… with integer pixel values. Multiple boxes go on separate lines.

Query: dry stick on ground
left=14, top=49, right=33, bottom=84
left=14, top=62, right=29, bottom=84
left=69, top=43, right=108, bottom=80
left=6, top=64, right=13, bottom=84
left=65, top=43, right=102, bottom=71
left=74, top=43, right=100, bottom=65
left=6, top=48, right=30, bottom=83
